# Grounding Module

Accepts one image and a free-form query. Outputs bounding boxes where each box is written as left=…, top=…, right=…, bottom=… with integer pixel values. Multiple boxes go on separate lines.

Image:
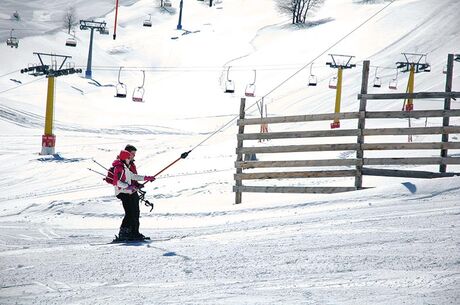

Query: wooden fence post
left=235, top=97, right=246, bottom=204
left=355, top=60, right=370, bottom=189
left=440, top=54, right=454, bottom=173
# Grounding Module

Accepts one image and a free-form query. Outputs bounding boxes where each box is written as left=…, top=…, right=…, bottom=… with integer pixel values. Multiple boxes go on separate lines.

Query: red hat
left=119, top=150, right=132, bottom=161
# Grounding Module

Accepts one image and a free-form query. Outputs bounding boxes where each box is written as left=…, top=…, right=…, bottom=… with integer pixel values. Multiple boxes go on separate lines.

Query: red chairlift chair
left=329, top=76, right=337, bottom=89
left=389, top=79, right=397, bottom=90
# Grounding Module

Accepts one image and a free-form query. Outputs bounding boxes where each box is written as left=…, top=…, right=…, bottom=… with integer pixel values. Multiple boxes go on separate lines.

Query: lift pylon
left=326, top=54, right=356, bottom=129
left=20, top=53, right=82, bottom=155
left=396, top=52, right=431, bottom=112
left=80, top=20, right=109, bottom=78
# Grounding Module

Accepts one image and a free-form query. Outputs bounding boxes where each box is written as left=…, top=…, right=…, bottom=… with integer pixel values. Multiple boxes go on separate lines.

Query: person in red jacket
left=112, top=147, right=155, bottom=240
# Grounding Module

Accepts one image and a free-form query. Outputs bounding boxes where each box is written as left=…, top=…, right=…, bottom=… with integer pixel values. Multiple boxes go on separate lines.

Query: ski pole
left=92, top=159, right=108, bottom=170
left=88, top=167, right=105, bottom=177
left=88, top=168, right=114, bottom=183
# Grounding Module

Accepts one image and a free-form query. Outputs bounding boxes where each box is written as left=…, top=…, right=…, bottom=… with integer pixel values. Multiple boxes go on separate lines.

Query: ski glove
left=144, top=176, right=156, bottom=182
left=126, top=184, right=138, bottom=192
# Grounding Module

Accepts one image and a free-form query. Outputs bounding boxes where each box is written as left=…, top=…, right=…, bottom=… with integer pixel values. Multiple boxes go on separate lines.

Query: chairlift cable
left=186, top=0, right=397, bottom=153
left=0, top=69, right=21, bottom=78
left=0, top=77, right=45, bottom=95
left=2, top=1, right=397, bottom=167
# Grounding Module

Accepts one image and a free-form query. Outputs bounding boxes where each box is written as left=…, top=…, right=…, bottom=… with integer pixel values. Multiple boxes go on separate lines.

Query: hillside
left=0, top=0, right=459, bottom=304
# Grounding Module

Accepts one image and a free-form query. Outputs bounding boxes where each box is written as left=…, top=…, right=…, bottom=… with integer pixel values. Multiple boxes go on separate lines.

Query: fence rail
left=234, top=55, right=460, bottom=204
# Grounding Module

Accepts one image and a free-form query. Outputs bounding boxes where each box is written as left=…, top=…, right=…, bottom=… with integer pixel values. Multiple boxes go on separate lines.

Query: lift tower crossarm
left=33, top=53, right=70, bottom=71
left=326, top=54, right=356, bottom=69
left=396, top=52, right=431, bottom=73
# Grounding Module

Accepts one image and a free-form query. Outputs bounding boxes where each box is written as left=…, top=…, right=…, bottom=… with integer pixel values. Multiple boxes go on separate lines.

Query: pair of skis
left=112, top=235, right=151, bottom=243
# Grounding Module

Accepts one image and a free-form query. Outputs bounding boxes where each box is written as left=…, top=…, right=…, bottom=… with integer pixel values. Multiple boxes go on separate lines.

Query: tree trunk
left=302, top=0, right=313, bottom=23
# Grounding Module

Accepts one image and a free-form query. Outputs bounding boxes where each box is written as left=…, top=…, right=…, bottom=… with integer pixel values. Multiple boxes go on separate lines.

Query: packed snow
left=0, top=0, right=459, bottom=304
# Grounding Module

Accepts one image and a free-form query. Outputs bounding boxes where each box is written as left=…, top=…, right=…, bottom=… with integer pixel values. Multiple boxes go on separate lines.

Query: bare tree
left=277, top=0, right=325, bottom=24
left=63, top=7, right=77, bottom=34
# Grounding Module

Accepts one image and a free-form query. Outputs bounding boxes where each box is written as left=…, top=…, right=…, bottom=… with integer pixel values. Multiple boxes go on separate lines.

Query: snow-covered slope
left=0, top=0, right=459, bottom=304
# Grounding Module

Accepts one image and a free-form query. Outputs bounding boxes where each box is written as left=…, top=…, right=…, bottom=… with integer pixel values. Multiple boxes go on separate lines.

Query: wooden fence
left=234, top=54, right=460, bottom=204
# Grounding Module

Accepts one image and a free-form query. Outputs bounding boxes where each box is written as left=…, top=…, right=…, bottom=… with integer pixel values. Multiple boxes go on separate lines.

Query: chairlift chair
left=132, top=70, right=146, bottom=102
left=116, top=83, right=127, bottom=98
left=245, top=70, right=256, bottom=97
left=422, top=56, right=431, bottom=72
left=372, top=67, right=381, bottom=88
left=65, top=37, right=77, bottom=47
left=65, top=31, right=77, bottom=47
left=115, top=67, right=127, bottom=98
left=328, top=76, right=337, bottom=89
left=132, top=87, right=145, bottom=102
left=225, top=80, right=235, bottom=93
left=224, top=66, right=235, bottom=93
left=388, top=68, right=398, bottom=90
left=143, top=14, right=152, bottom=27
left=245, top=84, right=255, bottom=96
left=389, top=79, right=397, bottom=90
left=6, top=29, right=18, bottom=48
left=308, top=63, right=317, bottom=86
left=163, top=0, right=172, bottom=7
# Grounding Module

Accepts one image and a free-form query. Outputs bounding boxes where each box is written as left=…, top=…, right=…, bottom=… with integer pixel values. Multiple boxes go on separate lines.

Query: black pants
left=116, top=192, right=140, bottom=234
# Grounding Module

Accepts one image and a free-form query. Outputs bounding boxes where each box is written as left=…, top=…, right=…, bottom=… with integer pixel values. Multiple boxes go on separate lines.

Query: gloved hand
left=144, top=176, right=156, bottom=182
left=126, top=184, right=138, bottom=192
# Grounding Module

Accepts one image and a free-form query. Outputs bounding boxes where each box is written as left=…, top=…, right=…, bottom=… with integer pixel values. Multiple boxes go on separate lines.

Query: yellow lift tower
left=21, top=52, right=82, bottom=155
left=326, top=54, right=356, bottom=129
left=396, top=52, right=431, bottom=112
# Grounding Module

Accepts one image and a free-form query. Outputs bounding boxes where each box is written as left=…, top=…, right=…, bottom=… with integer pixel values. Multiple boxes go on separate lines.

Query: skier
left=112, top=148, right=155, bottom=241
